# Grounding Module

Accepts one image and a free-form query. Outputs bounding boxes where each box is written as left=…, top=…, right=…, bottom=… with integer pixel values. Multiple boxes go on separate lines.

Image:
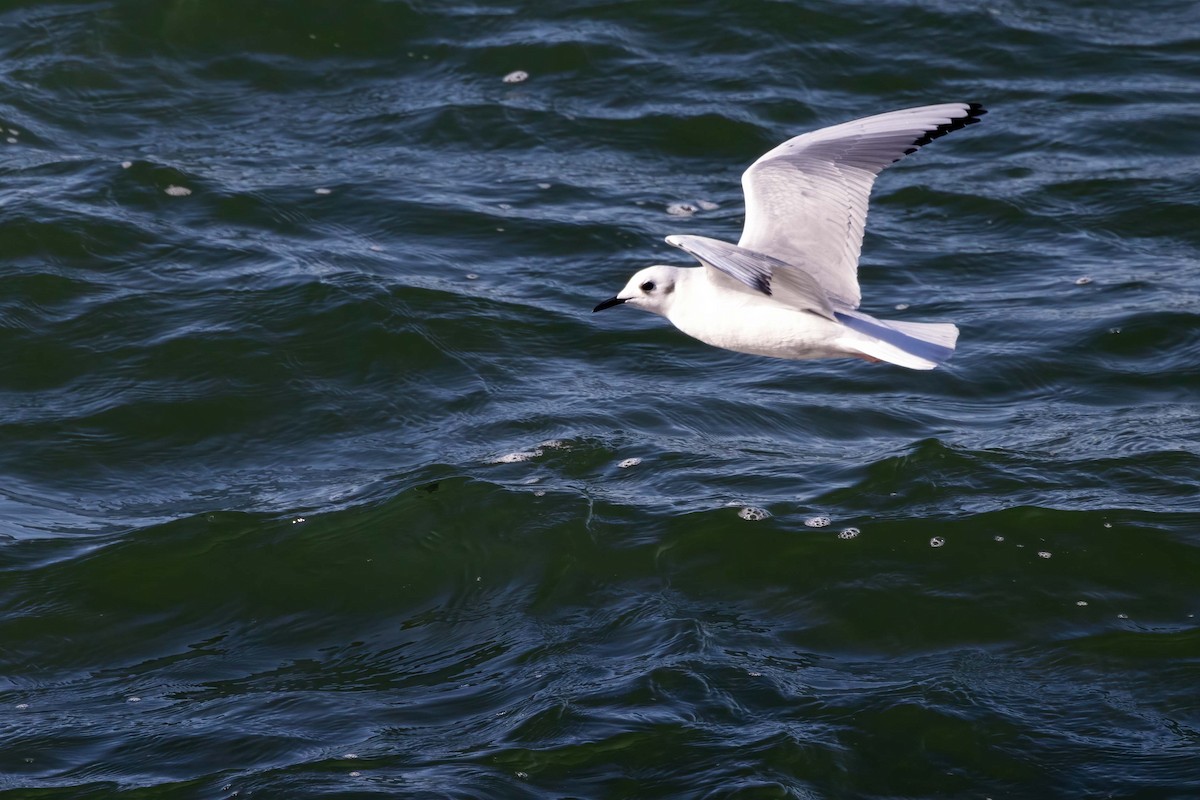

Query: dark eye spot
left=640, top=281, right=655, bottom=292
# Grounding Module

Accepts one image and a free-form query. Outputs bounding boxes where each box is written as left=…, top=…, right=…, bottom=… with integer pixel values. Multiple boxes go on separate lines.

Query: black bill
left=592, top=296, right=627, bottom=312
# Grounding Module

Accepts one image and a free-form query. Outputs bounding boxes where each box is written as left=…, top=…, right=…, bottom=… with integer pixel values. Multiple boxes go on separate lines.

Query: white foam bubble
left=895, top=303, right=910, bottom=311
left=503, top=70, right=529, bottom=84
left=5, top=137, right=15, bottom=144
left=15, top=703, right=28, bottom=710
left=490, top=449, right=543, bottom=464
left=120, top=161, right=132, bottom=169
left=315, top=188, right=332, bottom=195
left=993, top=535, right=1005, bottom=542
left=1037, top=551, right=1052, bottom=559
left=738, top=506, right=770, bottom=521
left=837, top=527, right=860, bottom=539
left=929, top=536, right=945, bottom=548
left=617, top=457, right=642, bottom=469
left=1075, top=600, right=1088, bottom=606
left=696, top=199, right=720, bottom=210
left=804, top=515, right=831, bottom=528
left=1074, top=276, right=1093, bottom=285
left=537, top=182, right=551, bottom=189
left=164, top=185, right=192, bottom=196
left=667, top=202, right=697, bottom=216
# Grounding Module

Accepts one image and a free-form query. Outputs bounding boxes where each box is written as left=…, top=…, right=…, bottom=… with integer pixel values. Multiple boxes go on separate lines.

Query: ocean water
left=2, top=1, right=1200, bottom=797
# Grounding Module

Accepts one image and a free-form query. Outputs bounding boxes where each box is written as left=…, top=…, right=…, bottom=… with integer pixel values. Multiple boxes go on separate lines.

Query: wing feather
left=738, top=102, right=985, bottom=309
left=665, top=234, right=836, bottom=320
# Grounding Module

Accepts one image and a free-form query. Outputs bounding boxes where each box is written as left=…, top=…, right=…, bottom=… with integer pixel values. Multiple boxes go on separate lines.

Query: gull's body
left=594, top=102, right=985, bottom=370
left=662, top=271, right=847, bottom=360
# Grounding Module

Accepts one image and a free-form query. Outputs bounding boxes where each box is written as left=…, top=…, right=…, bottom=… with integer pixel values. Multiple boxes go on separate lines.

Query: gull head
left=593, top=265, right=682, bottom=317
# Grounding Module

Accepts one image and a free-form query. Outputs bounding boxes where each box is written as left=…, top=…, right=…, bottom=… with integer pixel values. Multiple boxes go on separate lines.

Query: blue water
left=2, top=1, right=1200, bottom=797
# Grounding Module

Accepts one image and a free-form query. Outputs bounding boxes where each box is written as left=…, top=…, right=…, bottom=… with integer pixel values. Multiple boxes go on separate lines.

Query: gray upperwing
left=738, top=103, right=986, bottom=310
left=665, top=234, right=836, bottom=320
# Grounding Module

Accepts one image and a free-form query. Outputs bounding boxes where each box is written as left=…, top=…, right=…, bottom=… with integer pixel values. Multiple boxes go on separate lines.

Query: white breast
left=666, top=276, right=847, bottom=360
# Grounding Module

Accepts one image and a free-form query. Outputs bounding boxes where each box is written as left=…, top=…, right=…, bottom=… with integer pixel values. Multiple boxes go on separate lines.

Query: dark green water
left=3, top=1, right=1200, bottom=797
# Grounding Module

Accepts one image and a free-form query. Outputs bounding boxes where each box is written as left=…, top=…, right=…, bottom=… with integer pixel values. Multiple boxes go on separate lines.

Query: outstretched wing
left=665, top=234, right=836, bottom=320
left=738, top=102, right=985, bottom=308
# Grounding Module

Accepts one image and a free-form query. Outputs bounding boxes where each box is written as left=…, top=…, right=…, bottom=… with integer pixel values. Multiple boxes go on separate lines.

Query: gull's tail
left=835, top=309, right=958, bottom=370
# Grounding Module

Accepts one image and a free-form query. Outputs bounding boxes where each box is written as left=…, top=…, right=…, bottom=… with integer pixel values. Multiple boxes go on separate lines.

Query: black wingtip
left=909, top=102, right=987, bottom=148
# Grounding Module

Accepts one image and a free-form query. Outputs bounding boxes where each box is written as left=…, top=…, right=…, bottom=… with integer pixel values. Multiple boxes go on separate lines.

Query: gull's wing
left=665, top=234, right=836, bottom=320
left=738, top=102, right=985, bottom=309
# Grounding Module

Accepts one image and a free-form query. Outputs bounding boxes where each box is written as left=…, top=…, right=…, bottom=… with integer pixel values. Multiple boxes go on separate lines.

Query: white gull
left=594, top=102, right=986, bottom=370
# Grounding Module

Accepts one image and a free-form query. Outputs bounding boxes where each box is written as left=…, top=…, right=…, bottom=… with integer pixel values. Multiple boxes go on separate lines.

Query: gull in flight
left=594, top=102, right=985, bottom=370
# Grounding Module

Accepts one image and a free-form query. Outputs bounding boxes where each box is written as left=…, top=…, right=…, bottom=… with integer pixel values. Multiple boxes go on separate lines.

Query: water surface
left=2, top=1, right=1200, bottom=797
